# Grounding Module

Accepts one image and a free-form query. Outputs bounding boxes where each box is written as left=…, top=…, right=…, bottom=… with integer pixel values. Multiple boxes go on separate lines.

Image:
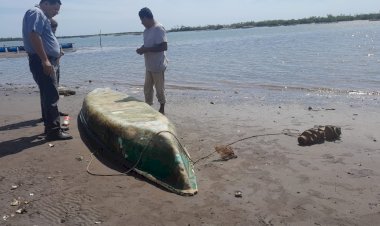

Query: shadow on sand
left=0, top=134, right=46, bottom=158
left=0, top=119, right=42, bottom=132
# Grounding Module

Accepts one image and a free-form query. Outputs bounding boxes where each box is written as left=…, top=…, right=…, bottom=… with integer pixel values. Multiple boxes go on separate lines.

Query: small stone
left=95, top=221, right=102, bottom=224
left=210, top=101, right=215, bottom=105
left=11, top=185, right=18, bottom=190
left=308, top=106, right=312, bottom=111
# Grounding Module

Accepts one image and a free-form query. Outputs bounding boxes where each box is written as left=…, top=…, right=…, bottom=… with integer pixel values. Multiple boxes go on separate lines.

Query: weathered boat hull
left=79, top=88, right=198, bottom=195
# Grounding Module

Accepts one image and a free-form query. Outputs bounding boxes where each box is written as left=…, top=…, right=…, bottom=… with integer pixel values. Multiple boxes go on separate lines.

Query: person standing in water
left=136, top=7, right=168, bottom=114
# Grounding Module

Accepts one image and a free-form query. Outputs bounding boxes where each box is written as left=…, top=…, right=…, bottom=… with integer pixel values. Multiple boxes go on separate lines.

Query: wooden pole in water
left=99, top=29, right=102, bottom=48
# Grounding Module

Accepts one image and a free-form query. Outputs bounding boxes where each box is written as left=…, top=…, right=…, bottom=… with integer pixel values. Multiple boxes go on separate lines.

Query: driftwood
left=58, top=87, right=76, bottom=96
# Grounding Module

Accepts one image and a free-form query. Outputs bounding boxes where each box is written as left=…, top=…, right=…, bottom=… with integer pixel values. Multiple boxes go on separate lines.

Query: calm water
left=1, top=21, right=379, bottom=106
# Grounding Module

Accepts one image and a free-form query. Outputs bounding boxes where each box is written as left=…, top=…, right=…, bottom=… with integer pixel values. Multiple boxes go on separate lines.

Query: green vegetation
left=169, top=13, right=380, bottom=32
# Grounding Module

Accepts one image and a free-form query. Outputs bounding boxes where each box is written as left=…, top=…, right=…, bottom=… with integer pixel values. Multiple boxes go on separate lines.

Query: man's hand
left=42, top=60, right=54, bottom=76
left=136, top=46, right=146, bottom=55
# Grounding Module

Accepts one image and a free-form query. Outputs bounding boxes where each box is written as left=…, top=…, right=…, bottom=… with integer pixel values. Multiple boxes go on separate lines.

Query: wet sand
left=1, top=85, right=380, bottom=225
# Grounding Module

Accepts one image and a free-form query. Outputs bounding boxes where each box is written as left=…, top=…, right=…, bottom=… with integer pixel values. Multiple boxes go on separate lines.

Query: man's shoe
left=46, top=130, right=73, bottom=141
left=59, top=112, right=69, bottom=116
left=159, top=104, right=165, bottom=115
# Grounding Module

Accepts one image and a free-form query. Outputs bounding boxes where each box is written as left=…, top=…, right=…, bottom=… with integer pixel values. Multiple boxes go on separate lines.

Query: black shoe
left=46, top=130, right=73, bottom=141
left=61, top=126, right=69, bottom=131
left=59, top=112, right=69, bottom=116
left=159, top=104, right=165, bottom=115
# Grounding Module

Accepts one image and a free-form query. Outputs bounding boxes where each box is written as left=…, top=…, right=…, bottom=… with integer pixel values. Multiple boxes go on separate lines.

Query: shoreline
left=1, top=86, right=379, bottom=225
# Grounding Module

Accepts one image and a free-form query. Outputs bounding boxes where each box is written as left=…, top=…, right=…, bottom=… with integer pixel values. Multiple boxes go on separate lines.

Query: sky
left=1, top=0, right=380, bottom=37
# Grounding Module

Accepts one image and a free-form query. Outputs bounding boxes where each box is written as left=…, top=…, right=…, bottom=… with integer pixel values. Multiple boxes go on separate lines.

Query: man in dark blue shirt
left=23, top=0, right=72, bottom=140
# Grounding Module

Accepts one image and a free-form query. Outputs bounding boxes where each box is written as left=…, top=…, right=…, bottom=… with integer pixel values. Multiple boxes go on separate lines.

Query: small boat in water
left=6, top=46, right=19, bottom=52
left=1, top=43, right=73, bottom=53
left=60, top=43, right=73, bottom=49
left=79, top=88, right=198, bottom=195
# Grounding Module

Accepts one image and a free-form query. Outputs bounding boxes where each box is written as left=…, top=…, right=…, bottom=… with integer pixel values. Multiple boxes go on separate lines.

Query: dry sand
left=1, top=85, right=380, bottom=226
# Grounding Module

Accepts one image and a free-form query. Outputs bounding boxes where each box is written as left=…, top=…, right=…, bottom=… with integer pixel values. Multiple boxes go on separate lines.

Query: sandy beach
left=1, top=85, right=380, bottom=226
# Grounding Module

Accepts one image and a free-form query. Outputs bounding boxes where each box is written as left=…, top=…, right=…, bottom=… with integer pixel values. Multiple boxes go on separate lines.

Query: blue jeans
left=28, top=54, right=61, bottom=133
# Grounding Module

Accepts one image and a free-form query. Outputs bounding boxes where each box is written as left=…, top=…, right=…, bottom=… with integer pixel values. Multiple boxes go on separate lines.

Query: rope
left=192, top=129, right=300, bottom=164
left=86, top=130, right=193, bottom=176
left=85, top=123, right=300, bottom=175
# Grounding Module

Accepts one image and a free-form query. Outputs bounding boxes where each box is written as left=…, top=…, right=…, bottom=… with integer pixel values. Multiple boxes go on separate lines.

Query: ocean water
left=1, top=20, right=379, bottom=107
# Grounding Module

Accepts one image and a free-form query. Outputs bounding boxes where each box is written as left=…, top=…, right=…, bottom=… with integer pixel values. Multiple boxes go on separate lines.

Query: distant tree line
left=169, top=13, right=380, bottom=32
left=1, top=13, right=380, bottom=41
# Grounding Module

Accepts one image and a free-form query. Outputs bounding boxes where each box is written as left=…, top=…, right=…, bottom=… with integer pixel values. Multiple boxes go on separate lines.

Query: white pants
left=144, top=70, right=166, bottom=105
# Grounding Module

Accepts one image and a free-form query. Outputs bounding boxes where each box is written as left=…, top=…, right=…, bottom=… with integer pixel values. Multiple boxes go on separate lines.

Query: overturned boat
left=79, top=88, right=198, bottom=195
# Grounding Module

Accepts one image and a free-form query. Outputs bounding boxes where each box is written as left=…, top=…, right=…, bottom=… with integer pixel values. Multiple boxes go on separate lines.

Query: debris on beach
left=76, top=156, right=84, bottom=162
left=234, top=191, right=243, bottom=198
left=58, top=87, right=76, bottom=96
left=10, top=199, right=20, bottom=206
left=215, top=145, right=237, bottom=161
left=3, top=215, right=10, bottom=221
left=11, top=185, right=19, bottom=190
left=48, top=143, right=55, bottom=148
left=298, top=125, right=341, bottom=146
left=15, top=208, right=27, bottom=214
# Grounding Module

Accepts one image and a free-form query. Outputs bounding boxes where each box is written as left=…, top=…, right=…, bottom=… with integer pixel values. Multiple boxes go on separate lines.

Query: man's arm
left=30, top=31, right=54, bottom=76
left=136, top=42, right=167, bottom=55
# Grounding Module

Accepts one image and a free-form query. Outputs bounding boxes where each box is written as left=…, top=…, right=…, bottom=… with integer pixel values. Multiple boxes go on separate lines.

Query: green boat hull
left=79, top=88, right=198, bottom=195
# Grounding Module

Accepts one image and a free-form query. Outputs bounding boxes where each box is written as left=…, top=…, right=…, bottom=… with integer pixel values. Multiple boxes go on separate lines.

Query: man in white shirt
left=136, top=7, right=168, bottom=115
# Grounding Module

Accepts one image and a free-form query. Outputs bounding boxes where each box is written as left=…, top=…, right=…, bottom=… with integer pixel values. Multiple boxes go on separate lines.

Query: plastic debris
left=62, top=116, right=70, bottom=127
